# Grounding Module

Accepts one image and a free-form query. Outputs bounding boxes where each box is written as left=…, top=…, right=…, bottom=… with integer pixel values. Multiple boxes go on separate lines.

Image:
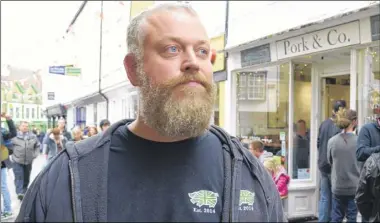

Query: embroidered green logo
left=239, top=190, right=255, bottom=206
left=188, top=190, right=219, bottom=208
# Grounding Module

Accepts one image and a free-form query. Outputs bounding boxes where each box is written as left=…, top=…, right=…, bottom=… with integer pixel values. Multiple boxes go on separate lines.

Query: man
left=99, top=119, right=111, bottom=132
left=57, top=117, right=72, bottom=141
left=1, top=113, right=17, bottom=219
left=16, top=3, right=284, bottom=222
left=10, top=121, right=40, bottom=201
left=317, top=100, right=346, bottom=222
left=355, top=109, right=380, bottom=222
left=250, top=140, right=273, bottom=163
left=293, top=120, right=310, bottom=179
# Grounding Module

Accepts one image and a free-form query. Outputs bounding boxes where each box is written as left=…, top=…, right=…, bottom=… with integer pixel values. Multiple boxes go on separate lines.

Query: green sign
left=65, top=67, right=81, bottom=76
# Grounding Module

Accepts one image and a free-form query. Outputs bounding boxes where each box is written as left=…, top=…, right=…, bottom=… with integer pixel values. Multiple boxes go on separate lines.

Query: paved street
left=1, top=155, right=46, bottom=222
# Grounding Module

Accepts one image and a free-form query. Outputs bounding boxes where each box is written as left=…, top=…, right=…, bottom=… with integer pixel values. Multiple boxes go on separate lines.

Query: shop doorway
left=320, top=74, right=351, bottom=121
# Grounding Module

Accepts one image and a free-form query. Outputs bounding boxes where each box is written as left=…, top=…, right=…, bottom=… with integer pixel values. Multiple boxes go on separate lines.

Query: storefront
left=223, top=4, right=379, bottom=220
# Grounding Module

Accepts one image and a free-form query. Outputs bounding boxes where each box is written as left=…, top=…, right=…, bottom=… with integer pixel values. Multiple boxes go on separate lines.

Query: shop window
left=291, top=63, right=312, bottom=180
left=365, top=46, right=380, bottom=123
left=9, top=108, right=14, bottom=118
left=40, top=109, right=44, bottom=119
left=236, top=63, right=290, bottom=173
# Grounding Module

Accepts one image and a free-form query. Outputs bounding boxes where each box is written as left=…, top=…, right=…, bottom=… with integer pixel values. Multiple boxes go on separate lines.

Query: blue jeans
left=12, top=162, right=32, bottom=195
left=331, top=194, right=357, bottom=222
left=1, top=168, right=12, bottom=213
left=318, top=172, right=332, bottom=222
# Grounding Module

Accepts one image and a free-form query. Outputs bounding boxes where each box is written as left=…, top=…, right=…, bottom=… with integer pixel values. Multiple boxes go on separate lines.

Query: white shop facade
left=222, top=5, right=380, bottom=220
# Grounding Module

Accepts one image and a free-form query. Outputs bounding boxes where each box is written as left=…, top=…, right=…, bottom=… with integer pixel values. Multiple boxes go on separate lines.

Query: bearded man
left=16, top=3, right=284, bottom=222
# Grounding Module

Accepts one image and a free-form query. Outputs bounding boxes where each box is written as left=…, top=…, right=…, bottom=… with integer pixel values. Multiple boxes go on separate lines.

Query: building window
left=40, top=109, right=44, bottom=119
left=26, top=108, right=30, bottom=119
left=16, top=107, right=20, bottom=119
left=238, top=72, right=266, bottom=101
left=32, top=108, right=35, bottom=119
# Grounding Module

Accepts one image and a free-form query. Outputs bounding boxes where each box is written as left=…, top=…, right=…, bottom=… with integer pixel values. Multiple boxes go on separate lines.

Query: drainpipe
left=66, top=1, right=88, bottom=33
left=98, top=0, right=109, bottom=119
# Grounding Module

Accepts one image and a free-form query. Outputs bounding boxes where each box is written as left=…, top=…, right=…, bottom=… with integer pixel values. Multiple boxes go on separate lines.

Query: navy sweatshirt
left=357, top=121, right=380, bottom=162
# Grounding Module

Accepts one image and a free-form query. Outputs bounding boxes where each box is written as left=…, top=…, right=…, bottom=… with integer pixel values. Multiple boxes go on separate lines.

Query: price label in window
left=279, top=132, right=286, bottom=141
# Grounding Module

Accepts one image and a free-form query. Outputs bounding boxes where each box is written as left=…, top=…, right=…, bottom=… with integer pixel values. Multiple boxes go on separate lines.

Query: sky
left=1, top=1, right=83, bottom=70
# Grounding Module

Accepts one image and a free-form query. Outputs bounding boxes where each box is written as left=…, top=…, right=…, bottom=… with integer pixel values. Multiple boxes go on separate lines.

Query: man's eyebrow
left=159, top=36, right=210, bottom=46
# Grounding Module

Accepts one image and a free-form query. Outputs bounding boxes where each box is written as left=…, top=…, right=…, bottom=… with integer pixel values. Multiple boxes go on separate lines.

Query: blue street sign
left=49, top=66, right=66, bottom=75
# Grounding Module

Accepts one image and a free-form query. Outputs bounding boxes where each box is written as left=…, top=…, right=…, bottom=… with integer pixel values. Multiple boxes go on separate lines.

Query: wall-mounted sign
left=65, top=67, right=81, bottom=76
left=240, top=44, right=271, bottom=67
left=276, top=21, right=360, bottom=59
left=211, top=35, right=226, bottom=73
left=371, top=15, right=380, bottom=41
left=49, top=66, right=65, bottom=75
left=213, top=71, right=227, bottom=83
left=47, top=92, right=55, bottom=100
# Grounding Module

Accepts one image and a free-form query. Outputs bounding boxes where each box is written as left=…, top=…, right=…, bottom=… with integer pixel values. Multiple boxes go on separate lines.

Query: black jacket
left=356, top=121, right=380, bottom=162
left=317, top=118, right=341, bottom=174
left=355, top=152, right=380, bottom=222
left=16, top=120, right=285, bottom=222
left=1, top=119, right=17, bottom=168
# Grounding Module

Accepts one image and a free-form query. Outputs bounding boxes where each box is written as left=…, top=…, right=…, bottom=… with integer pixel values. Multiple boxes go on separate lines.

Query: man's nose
left=180, top=50, right=200, bottom=74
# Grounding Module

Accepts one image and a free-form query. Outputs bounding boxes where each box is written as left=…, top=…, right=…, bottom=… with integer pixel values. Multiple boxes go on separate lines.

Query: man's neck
left=127, top=117, right=189, bottom=143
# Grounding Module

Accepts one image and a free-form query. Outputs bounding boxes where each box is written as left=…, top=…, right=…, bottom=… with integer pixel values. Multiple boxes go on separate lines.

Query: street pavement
left=1, top=155, right=46, bottom=222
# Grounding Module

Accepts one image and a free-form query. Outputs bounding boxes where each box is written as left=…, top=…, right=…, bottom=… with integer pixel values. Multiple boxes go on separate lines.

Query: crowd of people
left=0, top=113, right=111, bottom=220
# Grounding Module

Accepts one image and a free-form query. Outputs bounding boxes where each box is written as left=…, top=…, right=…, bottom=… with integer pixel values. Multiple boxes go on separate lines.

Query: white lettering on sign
left=276, top=21, right=360, bottom=59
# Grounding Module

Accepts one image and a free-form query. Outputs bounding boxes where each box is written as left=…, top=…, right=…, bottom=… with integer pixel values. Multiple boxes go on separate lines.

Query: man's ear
left=124, top=53, right=139, bottom=86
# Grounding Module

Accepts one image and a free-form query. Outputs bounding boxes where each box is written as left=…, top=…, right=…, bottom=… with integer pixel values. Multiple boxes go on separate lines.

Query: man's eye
left=167, top=46, right=178, bottom=53
left=199, top=48, right=208, bottom=55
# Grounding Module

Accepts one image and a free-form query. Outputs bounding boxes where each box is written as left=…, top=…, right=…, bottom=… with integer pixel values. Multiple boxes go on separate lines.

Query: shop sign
left=65, top=67, right=81, bottom=76
left=371, top=15, right=380, bottom=41
left=213, top=71, right=227, bottom=83
left=47, top=92, right=55, bottom=100
left=49, top=66, right=65, bottom=75
left=240, top=44, right=271, bottom=67
left=276, top=21, right=360, bottom=59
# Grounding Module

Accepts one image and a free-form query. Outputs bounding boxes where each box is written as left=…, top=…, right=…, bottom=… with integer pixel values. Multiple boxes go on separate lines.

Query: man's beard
left=137, top=65, right=216, bottom=138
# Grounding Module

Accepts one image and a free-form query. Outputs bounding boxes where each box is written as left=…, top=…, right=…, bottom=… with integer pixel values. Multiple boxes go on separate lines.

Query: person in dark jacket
left=1, top=113, right=17, bottom=219
left=317, top=100, right=346, bottom=222
left=355, top=152, right=380, bottom=222
left=15, top=3, right=285, bottom=222
left=356, top=117, right=380, bottom=162
left=356, top=114, right=380, bottom=222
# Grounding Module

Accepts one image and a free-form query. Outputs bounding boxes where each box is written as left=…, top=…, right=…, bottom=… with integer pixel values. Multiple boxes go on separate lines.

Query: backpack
left=1, top=128, right=13, bottom=162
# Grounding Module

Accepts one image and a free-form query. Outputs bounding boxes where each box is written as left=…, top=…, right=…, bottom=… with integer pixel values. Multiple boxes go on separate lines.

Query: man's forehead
left=143, top=9, right=208, bottom=42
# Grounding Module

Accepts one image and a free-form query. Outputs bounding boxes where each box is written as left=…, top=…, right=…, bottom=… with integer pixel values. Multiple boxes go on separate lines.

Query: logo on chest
left=239, top=190, right=255, bottom=211
left=188, top=190, right=219, bottom=214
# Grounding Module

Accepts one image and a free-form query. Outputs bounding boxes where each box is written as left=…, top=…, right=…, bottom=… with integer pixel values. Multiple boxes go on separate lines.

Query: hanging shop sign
left=276, top=21, right=360, bottom=59
left=47, top=92, right=55, bottom=100
left=49, top=66, right=65, bottom=75
left=240, top=44, right=271, bottom=68
left=371, top=15, right=380, bottom=41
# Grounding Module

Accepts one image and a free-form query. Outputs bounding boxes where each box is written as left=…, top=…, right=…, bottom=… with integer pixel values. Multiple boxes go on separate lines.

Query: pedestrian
left=9, top=121, right=40, bottom=201
left=43, top=128, right=67, bottom=163
left=327, top=108, right=360, bottom=222
left=317, top=100, right=346, bottom=222
left=263, top=157, right=290, bottom=200
left=1, top=113, right=17, bottom=219
left=355, top=109, right=380, bottom=222
left=99, top=119, right=111, bottom=132
left=250, top=140, right=273, bottom=163
left=16, top=3, right=285, bottom=222
left=86, top=126, right=98, bottom=137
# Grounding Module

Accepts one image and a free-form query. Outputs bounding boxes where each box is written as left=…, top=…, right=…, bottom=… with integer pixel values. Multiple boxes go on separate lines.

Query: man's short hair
left=99, top=119, right=110, bottom=129
left=333, top=100, right=346, bottom=113
left=250, top=140, right=264, bottom=152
